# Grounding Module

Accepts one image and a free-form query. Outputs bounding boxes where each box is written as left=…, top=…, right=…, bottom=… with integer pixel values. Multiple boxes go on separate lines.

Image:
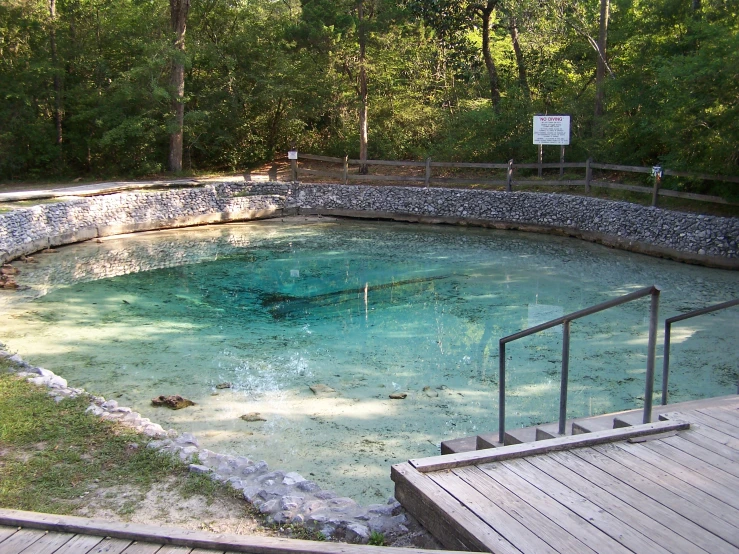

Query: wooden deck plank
left=52, top=534, right=106, bottom=554
left=0, top=526, right=19, bottom=544
left=642, top=439, right=739, bottom=487
left=120, top=542, right=164, bottom=554
left=88, top=537, right=136, bottom=554
left=658, top=433, right=739, bottom=478
left=452, top=466, right=599, bottom=554
left=611, top=440, right=739, bottom=510
left=154, top=546, right=193, bottom=554
left=391, top=463, right=522, bottom=553
left=0, top=528, right=47, bottom=554
left=501, top=458, right=674, bottom=554
left=428, top=470, right=560, bottom=554
left=477, top=463, right=632, bottom=554
left=592, top=442, right=739, bottom=530
left=571, top=444, right=739, bottom=548
left=410, top=420, right=689, bottom=472
left=0, top=508, right=456, bottom=554
left=549, top=448, right=733, bottom=554
left=676, top=425, right=739, bottom=462
left=527, top=453, right=710, bottom=554
left=699, top=406, right=739, bottom=429
left=16, top=530, right=75, bottom=554
left=191, top=549, right=225, bottom=554
left=685, top=410, right=739, bottom=440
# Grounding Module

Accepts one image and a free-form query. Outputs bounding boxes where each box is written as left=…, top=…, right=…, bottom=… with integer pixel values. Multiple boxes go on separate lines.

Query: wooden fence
left=287, top=154, right=739, bottom=207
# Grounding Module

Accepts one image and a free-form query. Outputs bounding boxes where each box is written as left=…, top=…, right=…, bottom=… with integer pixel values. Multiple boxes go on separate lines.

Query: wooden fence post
left=343, top=155, right=349, bottom=185
left=424, top=157, right=432, bottom=188
left=585, top=158, right=592, bottom=193
left=538, top=145, right=543, bottom=178
left=506, top=159, right=514, bottom=192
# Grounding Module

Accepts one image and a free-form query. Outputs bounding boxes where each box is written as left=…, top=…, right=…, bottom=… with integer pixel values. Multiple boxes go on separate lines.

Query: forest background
left=1, top=0, right=737, bottom=189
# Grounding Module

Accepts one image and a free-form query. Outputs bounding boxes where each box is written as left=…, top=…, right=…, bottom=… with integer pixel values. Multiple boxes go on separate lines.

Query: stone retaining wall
left=1, top=182, right=738, bottom=268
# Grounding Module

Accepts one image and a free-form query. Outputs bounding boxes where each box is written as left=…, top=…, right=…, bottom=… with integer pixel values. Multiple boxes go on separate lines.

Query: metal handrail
left=661, top=298, right=739, bottom=405
left=498, top=285, right=661, bottom=443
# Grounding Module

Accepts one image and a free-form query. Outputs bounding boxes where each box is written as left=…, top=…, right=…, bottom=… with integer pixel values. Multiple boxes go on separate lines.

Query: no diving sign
left=533, top=115, right=570, bottom=145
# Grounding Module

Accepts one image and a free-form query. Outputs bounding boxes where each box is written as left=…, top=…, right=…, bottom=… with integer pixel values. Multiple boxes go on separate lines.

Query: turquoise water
left=2, top=218, right=737, bottom=503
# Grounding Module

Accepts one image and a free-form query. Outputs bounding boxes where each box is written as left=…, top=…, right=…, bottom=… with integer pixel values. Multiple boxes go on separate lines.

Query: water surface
left=2, top=218, right=737, bottom=503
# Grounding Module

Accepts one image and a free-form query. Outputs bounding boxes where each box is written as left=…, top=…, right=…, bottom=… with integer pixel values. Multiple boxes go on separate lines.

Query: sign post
left=533, top=115, right=571, bottom=178
left=288, top=150, right=298, bottom=181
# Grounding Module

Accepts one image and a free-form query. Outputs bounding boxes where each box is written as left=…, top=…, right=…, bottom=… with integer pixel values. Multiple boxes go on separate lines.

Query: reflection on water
left=1, top=217, right=737, bottom=503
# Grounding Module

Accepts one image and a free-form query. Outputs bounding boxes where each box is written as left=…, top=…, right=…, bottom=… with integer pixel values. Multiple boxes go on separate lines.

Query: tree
left=168, top=0, right=190, bottom=172
left=407, top=0, right=503, bottom=109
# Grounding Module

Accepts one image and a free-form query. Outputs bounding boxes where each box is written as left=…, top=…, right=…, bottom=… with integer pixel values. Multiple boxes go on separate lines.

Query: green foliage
left=0, top=0, right=736, bottom=182
left=368, top=530, right=386, bottom=546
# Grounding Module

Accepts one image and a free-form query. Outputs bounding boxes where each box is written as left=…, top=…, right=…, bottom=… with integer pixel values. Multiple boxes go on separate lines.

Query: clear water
left=2, top=217, right=737, bottom=503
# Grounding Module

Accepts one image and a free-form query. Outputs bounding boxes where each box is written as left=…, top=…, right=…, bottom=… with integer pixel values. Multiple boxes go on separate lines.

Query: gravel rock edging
left=0, top=350, right=413, bottom=545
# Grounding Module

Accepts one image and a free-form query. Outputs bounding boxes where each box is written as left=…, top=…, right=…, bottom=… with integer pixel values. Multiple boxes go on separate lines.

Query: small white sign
left=288, top=150, right=298, bottom=160
left=533, top=115, right=570, bottom=145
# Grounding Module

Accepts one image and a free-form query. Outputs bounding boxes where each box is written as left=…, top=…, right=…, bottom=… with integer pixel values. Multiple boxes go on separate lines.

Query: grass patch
left=0, top=365, right=234, bottom=516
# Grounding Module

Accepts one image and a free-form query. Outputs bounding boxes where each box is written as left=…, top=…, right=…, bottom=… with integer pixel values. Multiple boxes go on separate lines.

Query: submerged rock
left=241, top=412, right=267, bottom=422
left=151, top=394, right=196, bottom=410
left=310, top=384, right=336, bottom=395
left=422, top=386, right=438, bottom=398
left=215, top=382, right=232, bottom=389
left=389, top=392, right=407, bottom=400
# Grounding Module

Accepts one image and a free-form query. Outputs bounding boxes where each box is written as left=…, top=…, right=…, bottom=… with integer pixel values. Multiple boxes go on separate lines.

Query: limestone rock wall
left=1, top=182, right=737, bottom=268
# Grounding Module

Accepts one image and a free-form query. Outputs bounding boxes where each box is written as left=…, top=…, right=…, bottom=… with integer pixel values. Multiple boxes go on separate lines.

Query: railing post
left=585, top=158, right=592, bottom=193
left=425, top=157, right=432, bottom=188
left=499, top=341, right=506, bottom=444
left=559, top=320, right=571, bottom=435
left=343, top=155, right=349, bottom=185
left=661, top=321, right=672, bottom=406
left=506, top=159, right=513, bottom=192
left=643, top=287, right=660, bottom=423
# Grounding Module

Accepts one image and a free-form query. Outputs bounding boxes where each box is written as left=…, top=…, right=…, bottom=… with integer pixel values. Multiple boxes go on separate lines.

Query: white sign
left=288, top=150, right=298, bottom=160
left=533, top=115, right=570, bottom=145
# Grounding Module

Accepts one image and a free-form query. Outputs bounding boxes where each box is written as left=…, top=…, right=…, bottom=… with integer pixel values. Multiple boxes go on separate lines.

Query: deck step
left=475, top=433, right=502, bottom=450
left=503, top=426, right=538, bottom=445
left=440, top=435, right=477, bottom=455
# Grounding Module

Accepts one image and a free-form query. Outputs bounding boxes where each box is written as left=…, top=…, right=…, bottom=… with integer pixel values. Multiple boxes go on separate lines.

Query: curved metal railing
left=661, top=298, right=739, bottom=405
left=498, top=285, right=661, bottom=443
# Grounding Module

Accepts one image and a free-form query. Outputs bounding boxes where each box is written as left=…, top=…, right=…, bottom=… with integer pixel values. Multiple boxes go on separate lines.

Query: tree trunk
left=508, top=16, right=531, bottom=102
left=49, top=0, right=63, bottom=154
left=480, top=2, right=501, bottom=110
left=168, top=0, right=190, bottom=173
left=594, top=0, right=609, bottom=122
left=358, top=1, right=369, bottom=175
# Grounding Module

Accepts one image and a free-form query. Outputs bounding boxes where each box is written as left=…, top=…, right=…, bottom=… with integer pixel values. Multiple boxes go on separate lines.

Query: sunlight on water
left=1, top=217, right=737, bottom=503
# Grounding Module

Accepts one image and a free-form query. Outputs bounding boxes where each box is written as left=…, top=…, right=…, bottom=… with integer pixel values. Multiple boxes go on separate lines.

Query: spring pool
left=2, top=217, right=737, bottom=503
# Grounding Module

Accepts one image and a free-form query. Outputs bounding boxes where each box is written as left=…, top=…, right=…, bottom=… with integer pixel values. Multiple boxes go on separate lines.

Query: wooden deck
left=0, top=509, right=461, bottom=554
left=392, top=399, right=739, bottom=553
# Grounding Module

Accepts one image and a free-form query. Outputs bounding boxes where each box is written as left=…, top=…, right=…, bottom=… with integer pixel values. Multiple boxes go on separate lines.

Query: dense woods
left=0, top=0, right=737, bottom=183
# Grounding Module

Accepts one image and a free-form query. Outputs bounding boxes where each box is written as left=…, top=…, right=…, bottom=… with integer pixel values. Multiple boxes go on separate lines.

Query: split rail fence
left=286, top=154, right=739, bottom=207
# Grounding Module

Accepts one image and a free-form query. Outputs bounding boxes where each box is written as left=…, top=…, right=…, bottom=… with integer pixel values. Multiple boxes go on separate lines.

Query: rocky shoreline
left=0, top=350, right=424, bottom=545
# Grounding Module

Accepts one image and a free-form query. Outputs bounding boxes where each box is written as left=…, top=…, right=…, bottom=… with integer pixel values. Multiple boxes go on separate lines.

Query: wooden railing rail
left=289, top=153, right=738, bottom=206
